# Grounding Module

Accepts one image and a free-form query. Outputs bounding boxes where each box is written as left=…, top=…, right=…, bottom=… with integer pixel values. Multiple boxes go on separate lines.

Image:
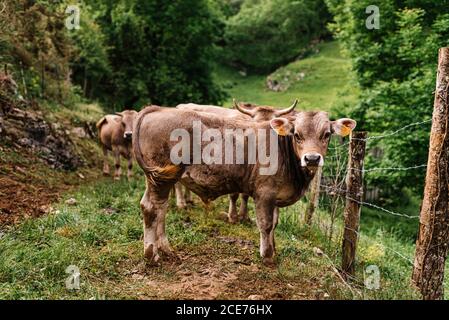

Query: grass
left=215, top=41, right=359, bottom=111
left=0, top=167, right=425, bottom=299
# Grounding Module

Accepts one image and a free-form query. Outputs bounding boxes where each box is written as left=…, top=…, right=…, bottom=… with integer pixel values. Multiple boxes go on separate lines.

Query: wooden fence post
left=304, top=167, right=322, bottom=225
left=412, top=47, right=449, bottom=300
left=341, top=131, right=367, bottom=277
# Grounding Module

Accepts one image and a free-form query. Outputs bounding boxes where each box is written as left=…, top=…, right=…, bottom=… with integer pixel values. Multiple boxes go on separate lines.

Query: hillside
left=216, top=41, right=359, bottom=110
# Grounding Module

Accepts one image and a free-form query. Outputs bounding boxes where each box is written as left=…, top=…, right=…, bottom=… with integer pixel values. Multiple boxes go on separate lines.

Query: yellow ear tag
left=276, top=127, right=288, bottom=136
left=340, top=125, right=352, bottom=137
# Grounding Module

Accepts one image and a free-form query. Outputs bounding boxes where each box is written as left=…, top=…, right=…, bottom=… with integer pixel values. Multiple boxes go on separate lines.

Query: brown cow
left=176, top=100, right=298, bottom=223
left=133, top=105, right=356, bottom=265
left=96, top=110, right=138, bottom=180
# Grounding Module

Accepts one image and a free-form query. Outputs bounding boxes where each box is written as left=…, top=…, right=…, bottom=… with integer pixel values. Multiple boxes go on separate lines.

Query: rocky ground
left=0, top=73, right=101, bottom=226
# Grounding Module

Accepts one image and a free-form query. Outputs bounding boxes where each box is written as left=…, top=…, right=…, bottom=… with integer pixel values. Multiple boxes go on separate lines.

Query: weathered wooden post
left=412, top=47, right=449, bottom=300
left=304, top=167, right=322, bottom=225
left=341, top=131, right=367, bottom=277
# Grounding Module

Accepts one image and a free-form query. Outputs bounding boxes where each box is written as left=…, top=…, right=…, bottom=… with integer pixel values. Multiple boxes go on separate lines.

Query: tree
left=326, top=0, right=449, bottom=202
left=224, top=0, right=330, bottom=73
left=85, top=0, right=225, bottom=109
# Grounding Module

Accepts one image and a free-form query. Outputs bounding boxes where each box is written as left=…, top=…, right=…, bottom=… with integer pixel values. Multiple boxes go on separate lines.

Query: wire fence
left=316, top=118, right=433, bottom=281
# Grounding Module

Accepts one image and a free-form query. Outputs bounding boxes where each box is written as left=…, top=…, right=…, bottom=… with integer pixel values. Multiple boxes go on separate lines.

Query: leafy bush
left=326, top=0, right=449, bottom=201
left=224, top=0, right=330, bottom=73
left=86, top=0, right=226, bottom=108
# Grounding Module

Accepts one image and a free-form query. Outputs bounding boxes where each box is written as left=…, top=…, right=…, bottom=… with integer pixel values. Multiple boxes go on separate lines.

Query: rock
left=132, top=274, right=145, bottom=280
left=313, top=247, right=324, bottom=257
left=18, top=137, right=34, bottom=147
left=239, top=70, right=247, bottom=77
left=15, top=166, right=26, bottom=175
left=248, top=295, right=263, bottom=300
left=1, top=103, right=83, bottom=170
left=77, top=172, right=85, bottom=179
left=65, top=198, right=77, bottom=206
left=71, top=127, right=87, bottom=138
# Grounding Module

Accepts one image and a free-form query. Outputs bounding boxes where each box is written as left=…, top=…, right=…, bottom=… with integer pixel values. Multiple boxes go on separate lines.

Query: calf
left=96, top=110, right=138, bottom=180
left=133, top=105, right=356, bottom=265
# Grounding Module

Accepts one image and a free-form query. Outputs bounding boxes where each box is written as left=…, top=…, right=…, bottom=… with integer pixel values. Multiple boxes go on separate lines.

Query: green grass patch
left=215, top=41, right=359, bottom=111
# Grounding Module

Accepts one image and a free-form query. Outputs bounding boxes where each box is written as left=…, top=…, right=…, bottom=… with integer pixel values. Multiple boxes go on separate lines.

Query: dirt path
left=113, top=233, right=326, bottom=300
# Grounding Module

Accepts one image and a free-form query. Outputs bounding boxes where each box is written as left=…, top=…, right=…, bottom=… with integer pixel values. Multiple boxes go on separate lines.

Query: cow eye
left=323, top=132, right=331, bottom=140
left=294, top=133, right=303, bottom=143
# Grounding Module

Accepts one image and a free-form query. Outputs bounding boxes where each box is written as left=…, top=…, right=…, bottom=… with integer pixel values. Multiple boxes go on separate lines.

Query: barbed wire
left=328, top=118, right=432, bottom=150
left=320, top=185, right=419, bottom=219
left=318, top=119, right=430, bottom=273
left=353, top=119, right=432, bottom=142
left=342, top=226, right=415, bottom=266
left=348, top=164, right=428, bottom=173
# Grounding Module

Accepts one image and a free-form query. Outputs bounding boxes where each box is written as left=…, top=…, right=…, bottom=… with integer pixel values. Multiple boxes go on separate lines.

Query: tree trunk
left=412, top=47, right=449, bottom=300
left=341, top=131, right=367, bottom=277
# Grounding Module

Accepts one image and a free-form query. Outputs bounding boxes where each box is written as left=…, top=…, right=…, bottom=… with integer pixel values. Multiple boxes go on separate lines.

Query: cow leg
left=126, top=155, right=133, bottom=180
left=185, top=187, right=193, bottom=205
left=238, top=194, right=250, bottom=222
left=102, top=145, right=110, bottom=176
left=270, top=207, right=279, bottom=254
left=255, top=199, right=276, bottom=266
left=174, top=183, right=187, bottom=209
left=228, top=193, right=239, bottom=224
left=113, top=147, right=121, bottom=180
left=140, top=181, right=172, bottom=264
left=156, top=199, right=173, bottom=255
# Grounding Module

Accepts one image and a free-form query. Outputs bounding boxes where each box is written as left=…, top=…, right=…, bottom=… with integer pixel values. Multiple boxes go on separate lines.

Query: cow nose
left=303, top=153, right=322, bottom=167
left=124, top=131, right=132, bottom=139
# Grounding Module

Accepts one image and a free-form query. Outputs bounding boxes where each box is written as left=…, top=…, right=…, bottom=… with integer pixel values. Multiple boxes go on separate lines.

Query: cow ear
left=115, top=112, right=123, bottom=117
left=270, top=117, right=293, bottom=136
left=332, top=118, right=357, bottom=137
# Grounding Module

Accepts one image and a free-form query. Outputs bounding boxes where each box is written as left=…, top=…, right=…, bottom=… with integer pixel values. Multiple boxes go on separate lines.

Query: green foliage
left=84, top=0, right=225, bottom=108
left=69, top=4, right=112, bottom=101
left=224, top=0, right=330, bottom=73
left=326, top=0, right=449, bottom=200
left=0, top=0, right=76, bottom=103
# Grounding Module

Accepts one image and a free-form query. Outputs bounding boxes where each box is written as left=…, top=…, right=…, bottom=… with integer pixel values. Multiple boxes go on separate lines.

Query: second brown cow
left=96, top=110, right=138, bottom=180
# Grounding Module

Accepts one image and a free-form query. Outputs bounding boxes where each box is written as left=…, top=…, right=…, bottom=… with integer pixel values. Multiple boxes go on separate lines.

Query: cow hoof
left=239, top=216, right=252, bottom=224
left=114, top=176, right=121, bottom=181
left=228, top=217, right=238, bottom=224
left=144, top=244, right=160, bottom=265
left=159, top=243, right=175, bottom=256
left=262, top=257, right=276, bottom=267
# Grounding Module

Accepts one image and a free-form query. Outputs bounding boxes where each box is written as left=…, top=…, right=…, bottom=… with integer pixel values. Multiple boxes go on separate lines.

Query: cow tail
left=96, top=116, right=107, bottom=130
left=133, top=106, right=180, bottom=186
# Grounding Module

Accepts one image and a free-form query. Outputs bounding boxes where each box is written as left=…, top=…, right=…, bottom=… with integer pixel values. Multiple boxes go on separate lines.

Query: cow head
left=116, top=110, right=138, bottom=140
left=233, top=99, right=298, bottom=121
left=270, top=111, right=356, bottom=168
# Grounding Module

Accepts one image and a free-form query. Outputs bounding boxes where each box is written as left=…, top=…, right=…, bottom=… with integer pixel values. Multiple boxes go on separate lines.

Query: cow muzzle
left=124, top=131, right=133, bottom=140
left=301, top=153, right=323, bottom=167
